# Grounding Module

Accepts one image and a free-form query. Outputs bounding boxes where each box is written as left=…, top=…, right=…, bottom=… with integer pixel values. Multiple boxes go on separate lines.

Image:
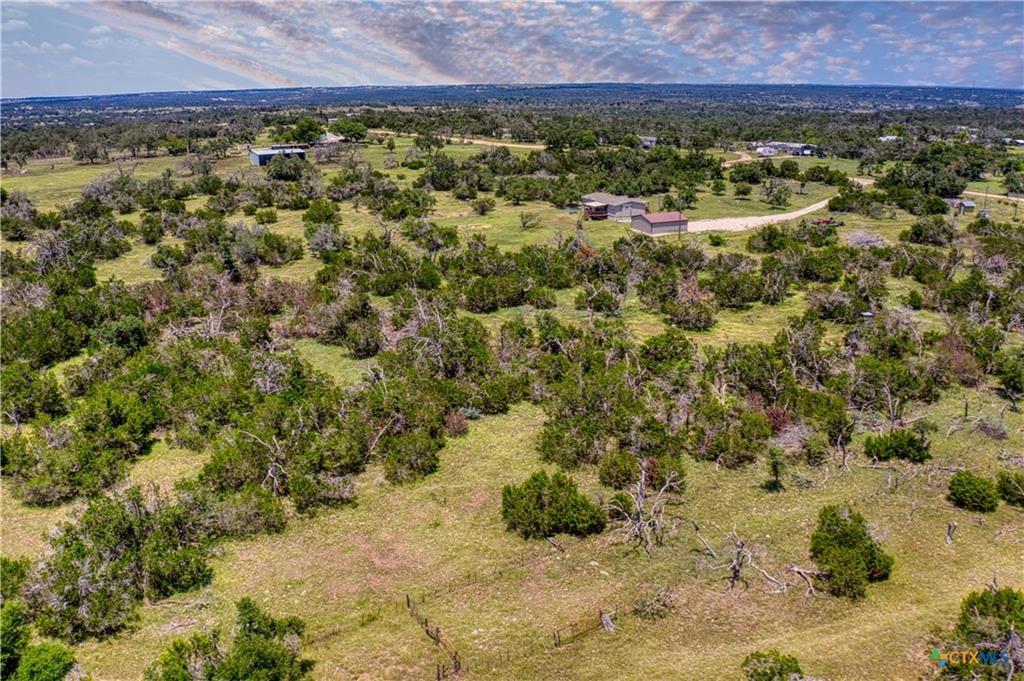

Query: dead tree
left=946, top=520, right=958, bottom=545
left=788, top=565, right=821, bottom=596
left=607, top=467, right=681, bottom=556
left=711, top=531, right=788, bottom=593
left=238, top=430, right=287, bottom=495
left=713, top=534, right=750, bottom=591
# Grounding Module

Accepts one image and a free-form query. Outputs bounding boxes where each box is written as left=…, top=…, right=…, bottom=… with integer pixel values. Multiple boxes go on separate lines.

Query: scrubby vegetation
left=1, top=93, right=1022, bottom=680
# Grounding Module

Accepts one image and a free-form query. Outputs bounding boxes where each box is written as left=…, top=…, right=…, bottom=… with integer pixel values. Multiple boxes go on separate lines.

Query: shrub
left=254, top=208, right=278, bottom=225
left=501, top=470, right=606, bottom=539
left=955, top=586, right=1024, bottom=645
left=0, top=556, right=30, bottom=602
left=209, top=484, right=287, bottom=537
left=995, top=347, right=1024, bottom=400
left=443, top=410, right=469, bottom=436
left=632, top=587, right=675, bottom=621
left=472, top=196, right=496, bottom=215
left=526, top=285, right=557, bottom=309
left=0, top=600, right=30, bottom=677
left=900, top=215, right=955, bottom=246
left=741, top=649, right=803, bottom=681
left=302, top=198, right=339, bottom=226
left=145, top=598, right=313, bottom=681
left=801, top=432, right=830, bottom=466
left=863, top=428, right=931, bottom=463
left=947, top=471, right=999, bottom=513
left=810, top=505, right=893, bottom=599
left=598, top=449, right=638, bottom=489
left=708, top=233, right=726, bottom=246
left=383, top=432, right=441, bottom=484
left=139, top=214, right=164, bottom=244
left=13, top=642, right=75, bottom=681
left=996, top=471, right=1024, bottom=507
left=0, top=360, right=65, bottom=424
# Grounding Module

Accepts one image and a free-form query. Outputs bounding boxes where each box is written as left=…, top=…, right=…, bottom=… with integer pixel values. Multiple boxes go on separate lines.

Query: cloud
left=8, top=0, right=1024, bottom=95
left=2, top=19, right=30, bottom=31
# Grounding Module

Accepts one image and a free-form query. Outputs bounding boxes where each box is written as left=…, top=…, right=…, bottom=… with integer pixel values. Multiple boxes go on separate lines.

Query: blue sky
left=1, top=1, right=1021, bottom=98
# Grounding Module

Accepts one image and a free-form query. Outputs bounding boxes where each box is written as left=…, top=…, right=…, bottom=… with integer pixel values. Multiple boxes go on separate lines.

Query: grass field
left=56, top=387, right=1022, bottom=680
left=4, top=139, right=1023, bottom=680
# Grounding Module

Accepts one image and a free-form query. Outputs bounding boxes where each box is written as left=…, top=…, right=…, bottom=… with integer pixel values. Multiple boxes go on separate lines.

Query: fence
left=406, top=594, right=463, bottom=677
left=552, top=608, right=617, bottom=648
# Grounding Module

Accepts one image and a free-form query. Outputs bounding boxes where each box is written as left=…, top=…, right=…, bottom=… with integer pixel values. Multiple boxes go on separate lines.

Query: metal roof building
left=581, top=193, right=647, bottom=221
left=631, top=211, right=688, bottom=236
left=249, top=145, right=307, bottom=166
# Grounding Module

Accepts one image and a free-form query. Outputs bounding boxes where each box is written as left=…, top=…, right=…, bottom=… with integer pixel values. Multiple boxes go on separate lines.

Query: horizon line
left=4, top=81, right=1023, bottom=103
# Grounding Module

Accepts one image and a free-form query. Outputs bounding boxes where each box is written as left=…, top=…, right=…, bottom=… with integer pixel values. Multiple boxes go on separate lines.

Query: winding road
left=686, top=198, right=834, bottom=233
left=682, top=177, right=874, bottom=233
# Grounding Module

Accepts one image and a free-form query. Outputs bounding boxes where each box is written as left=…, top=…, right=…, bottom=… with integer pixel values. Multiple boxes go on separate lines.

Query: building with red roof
left=631, top=211, right=688, bottom=236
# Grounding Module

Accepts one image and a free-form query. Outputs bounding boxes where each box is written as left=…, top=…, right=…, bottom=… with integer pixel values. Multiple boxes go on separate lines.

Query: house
left=757, top=141, right=819, bottom=156
left=756, top=146, right=777, bottom=157
left=581, top=193, right=647, bottom=220
left=316, top=132, right=345, bottom=145
left=943, top=198, right=976, bottom=216
left=639, top=136, right=658, bottom=149
left=248, top=145, right=307, bottom=166
left=631, top=211, right=688, bottom=236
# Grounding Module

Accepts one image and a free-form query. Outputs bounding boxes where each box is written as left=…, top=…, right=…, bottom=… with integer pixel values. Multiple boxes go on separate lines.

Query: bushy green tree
left=810, top=505, right=893, bottom=599
left=145, top=598, right=312, bottom=681
left=947, top=471, right=999, bottom=513
left=598, top=449, right=639, bottom=489
left=13, top=642, right=75, bottom=681
left=741, top=649, right=803, bottom=681
left=501, top=470, right=606, bottom=539
left=0, top=600, right=30, bottom=677
left=996, top=471, right=1024, bottom=507
left=937, top=586, right=1024, bottom=679
left=863, top=428, right=931, bottom=463
left=0, top=360, right=65, bottom=424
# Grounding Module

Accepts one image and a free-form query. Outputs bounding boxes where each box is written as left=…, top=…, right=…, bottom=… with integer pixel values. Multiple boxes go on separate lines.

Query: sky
left=1, top=1, right=1022, bottom=99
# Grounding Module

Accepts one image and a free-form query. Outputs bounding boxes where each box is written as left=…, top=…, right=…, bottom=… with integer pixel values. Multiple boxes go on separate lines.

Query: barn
left=631, top=211, right=688, bottom=236
left=581, top=192, right=647, bottom=220
left=248, top=145, right=308, bottom=166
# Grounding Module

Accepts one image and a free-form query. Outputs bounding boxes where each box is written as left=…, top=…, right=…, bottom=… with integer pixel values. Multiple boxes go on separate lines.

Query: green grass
left=291, top=339, right=373, bottom=387
left=0, top=152, right=250, bottom=211
left=7, top=138, right=1024, bottom=680
left=0, top=439, right=206, bottom=561
left=64, top=388, right=1023, bottom=680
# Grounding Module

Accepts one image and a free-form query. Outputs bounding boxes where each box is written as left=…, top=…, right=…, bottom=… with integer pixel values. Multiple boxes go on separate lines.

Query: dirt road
left=683, top=177, right=873, bottom=233
left=964, top=190, right=1022, bottom=203
left=686, top=198, right=833, bottom=233
left=723, top=151, right=752, bottom=167
left=369, top=129, right=545, bottom=151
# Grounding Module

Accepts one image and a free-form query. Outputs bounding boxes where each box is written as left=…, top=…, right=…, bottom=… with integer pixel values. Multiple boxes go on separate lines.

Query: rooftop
left=637, top=211, right=686, bottom=223
left=582, top=192, right=644, bottom=206
left=250, top=146, right=306, bottom=155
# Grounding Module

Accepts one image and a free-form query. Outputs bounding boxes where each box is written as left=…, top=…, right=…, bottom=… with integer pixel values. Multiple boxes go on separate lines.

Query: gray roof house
left=249, top=145, right=307, bottom=166
left=581, top=193, right=647, bottom=220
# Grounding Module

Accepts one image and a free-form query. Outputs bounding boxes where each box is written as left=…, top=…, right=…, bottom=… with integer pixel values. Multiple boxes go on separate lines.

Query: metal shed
left=631, top=211, right=688, bottom=236
left=249, top=145, right=307, bottom=166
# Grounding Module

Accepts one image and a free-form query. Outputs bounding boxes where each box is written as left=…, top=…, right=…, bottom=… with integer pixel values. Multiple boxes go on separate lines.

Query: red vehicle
left=812, top=216, right=845, bottom=227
